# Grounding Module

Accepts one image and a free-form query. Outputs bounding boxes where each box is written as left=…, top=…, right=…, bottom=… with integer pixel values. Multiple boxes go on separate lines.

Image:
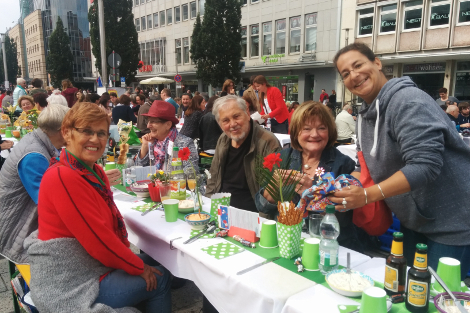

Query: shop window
left=275, top=19, right=286, bottom=54
left=241, top=26, right=247, bottom=58
left=190, top=1, right=197, bottom=18
left=240, top=0, right=247, bottom=5
left=455, top=62, right=470, bottom=100
left=154, top=13, right=159, bottom=28
left=199, top=0, right=205, bottom=16
left=429, top=0, right=450, bottom=27
left=160, top=11, right=165, bottom=26
left=141, top=17, right=146, bottom=30
left=251, top=24, right=259, bottom=57
left=183, top=37, right=190, bottom=63
left=176, top=39, right=182, bottom=64
left=357, top=7, right=374, bottom=36
left=403, top=0, right=423, bottom=30
left=379, top=4, right=397, bottom=33
left=183, top=4, right=189, bottom=20
left=305, top=13, right=317, bottom=52
left=458, top=0, right=470, bottom=24
left=167, top=8, right=172, bottom=25
left=289, top=16, right=301, bottom=54
left=262, top=22, right=272, bottom=55
left=175, top=7, right=181, bottom=23
left=147, top=14, right=152, bottom=29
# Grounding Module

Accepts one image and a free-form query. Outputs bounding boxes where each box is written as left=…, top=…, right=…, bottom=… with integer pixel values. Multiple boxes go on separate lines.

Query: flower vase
left=148, top=182, right=161, bottom=202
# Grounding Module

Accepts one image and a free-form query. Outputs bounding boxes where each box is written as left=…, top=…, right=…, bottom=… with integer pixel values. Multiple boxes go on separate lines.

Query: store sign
left=403, top=62, right=446, bottom=72
left=381, top=20, right=396, bottom=27
left=431, top=12, right=449, bottom=20
left=282, top=86, right=287, bottom=100
left=261, top=54, right=285, bottom=64
left=383, top=65, right=394, bottom=75
left=139, top=64, right=153, bottom=72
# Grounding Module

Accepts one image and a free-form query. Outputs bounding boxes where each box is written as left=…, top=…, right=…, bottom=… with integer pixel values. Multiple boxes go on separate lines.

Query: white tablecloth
left=274, top=133, right=291, bottom=147
left=0, top=137, right=18, bottom=158
left=116, top=191, right=372, bottom=313
left=336, top=144, right=357, bottom=161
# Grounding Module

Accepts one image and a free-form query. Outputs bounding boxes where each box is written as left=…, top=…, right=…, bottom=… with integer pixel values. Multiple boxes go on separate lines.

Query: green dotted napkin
left=190, top=229, right=219, bottom=239
left=201, top=242, right=245, bottom=260
left=132, top=202, right=155, bottom=213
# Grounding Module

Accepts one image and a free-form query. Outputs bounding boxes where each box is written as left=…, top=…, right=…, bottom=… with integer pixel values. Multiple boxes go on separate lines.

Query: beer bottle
left=384, top=232, right=407, bottom=296
left=406, top=243, right=431, bottom=313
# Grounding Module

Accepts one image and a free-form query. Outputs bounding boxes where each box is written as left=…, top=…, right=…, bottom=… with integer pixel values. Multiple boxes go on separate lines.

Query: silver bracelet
left=364, top=188, right=368, bottom=205
left=377, top=184, right=386, bottom=199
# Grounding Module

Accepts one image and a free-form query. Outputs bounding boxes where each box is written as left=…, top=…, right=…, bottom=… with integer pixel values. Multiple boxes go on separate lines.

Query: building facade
left=8, top=24, right=27, bottom=79
left=24, top=10, right=48, bottom=84
left=132, top=0, right=344, bottom=103
left=352, top=0, right=470, bottom=100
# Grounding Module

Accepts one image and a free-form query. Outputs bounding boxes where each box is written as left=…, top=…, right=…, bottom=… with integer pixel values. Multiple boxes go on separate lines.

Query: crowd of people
left=1, top=43, right=470, bottom=312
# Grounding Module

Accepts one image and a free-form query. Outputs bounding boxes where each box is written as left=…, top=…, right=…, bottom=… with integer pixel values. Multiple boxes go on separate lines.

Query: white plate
left=326, top=269, right=375, bottom=297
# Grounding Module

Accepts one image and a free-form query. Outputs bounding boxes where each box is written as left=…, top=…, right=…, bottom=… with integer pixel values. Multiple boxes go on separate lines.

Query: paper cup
left=359, top=287, right=387, bottom=313
left=210, top=193, right=231, bottom=221
left=163, top=199, right=179, bottom=222
left=259, top=220, right=278, bottom=248
left=302, top=238, right=320, bottom=271
left=433, top=257, right=461, bottom=293
left=105, top=162, right=117, bottom=171
left=5, top=129, right=12, bottom=138
left=277, top=222, right=302, bottom=259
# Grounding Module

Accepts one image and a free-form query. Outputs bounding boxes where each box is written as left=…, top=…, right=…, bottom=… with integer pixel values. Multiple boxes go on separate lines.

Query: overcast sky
left=0, top=0, right=21, bottom=34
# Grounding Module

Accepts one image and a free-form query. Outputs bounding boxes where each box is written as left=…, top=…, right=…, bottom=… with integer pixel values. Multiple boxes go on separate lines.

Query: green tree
left=46, top=17, right=74, bottom=88
left=88, top=0, right=140, bottom=86
left=190, top=14, right=203, bottom=62
left=0, top=35, right=20, bottom=86
left=190, top=0, right=242, bottom=87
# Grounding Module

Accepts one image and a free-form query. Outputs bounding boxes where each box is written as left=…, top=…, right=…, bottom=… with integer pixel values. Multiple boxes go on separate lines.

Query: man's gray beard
left=229, top=131, right=247, bottom=142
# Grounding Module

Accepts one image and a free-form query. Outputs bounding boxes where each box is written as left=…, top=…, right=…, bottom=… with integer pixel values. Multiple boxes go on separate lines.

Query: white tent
left=140, top=77, right=174, bottom=84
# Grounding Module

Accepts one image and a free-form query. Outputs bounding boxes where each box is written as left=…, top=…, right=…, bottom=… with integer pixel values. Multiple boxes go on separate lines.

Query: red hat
left=142, top=100, right=179, bottom=125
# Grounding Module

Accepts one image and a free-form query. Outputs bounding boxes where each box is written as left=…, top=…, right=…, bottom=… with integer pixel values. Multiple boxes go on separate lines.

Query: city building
left=351, top=0, right=470, bottom=100
left=132, top=0, right=344, bottom=103
left=7, top=0, right=93, bottom=88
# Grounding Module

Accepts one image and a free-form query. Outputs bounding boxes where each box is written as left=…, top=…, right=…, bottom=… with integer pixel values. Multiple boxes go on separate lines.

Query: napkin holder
left=221, top=206, right=260, bottom=242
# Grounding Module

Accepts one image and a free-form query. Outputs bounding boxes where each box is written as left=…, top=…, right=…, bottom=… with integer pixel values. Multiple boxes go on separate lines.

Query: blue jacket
left=255, top=146, right=355, bottom=218
left=358, top=76, right=470, bottom=246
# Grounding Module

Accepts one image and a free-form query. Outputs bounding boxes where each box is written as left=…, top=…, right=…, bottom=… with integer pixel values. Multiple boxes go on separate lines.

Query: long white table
left=115, top=191, right=372, bottom=313
left=337, top=144, right=357, bottom=161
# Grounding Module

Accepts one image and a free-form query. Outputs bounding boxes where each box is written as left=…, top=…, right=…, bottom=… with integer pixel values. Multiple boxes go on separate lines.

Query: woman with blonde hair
left=61, top=79, right=78, bottom=108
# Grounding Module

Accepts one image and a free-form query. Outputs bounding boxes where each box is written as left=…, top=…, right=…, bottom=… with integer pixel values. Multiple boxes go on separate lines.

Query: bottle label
left=413, top=253, right=428, bottom=269
left=407, top=279, right=428, bottom=307
left=384, top=265, right=399, bottom=292
left=320, top=250, right=337, bottom=266
left=391, top=241, right=403, bottom=256
left=171, top=160, right=182, bottom=167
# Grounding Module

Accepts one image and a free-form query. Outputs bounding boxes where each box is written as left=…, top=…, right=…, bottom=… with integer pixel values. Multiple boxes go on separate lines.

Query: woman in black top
left=199, top=96, right=222, bottom=151
left=180, top=95, right=205, bottom=139
left=111, top=95, right=137, bottom=124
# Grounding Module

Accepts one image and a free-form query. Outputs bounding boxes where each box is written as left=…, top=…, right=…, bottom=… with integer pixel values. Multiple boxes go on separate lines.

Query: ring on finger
left=348, top=186, right=351, bottom=190
left=342, top=198, right=347, bottom=205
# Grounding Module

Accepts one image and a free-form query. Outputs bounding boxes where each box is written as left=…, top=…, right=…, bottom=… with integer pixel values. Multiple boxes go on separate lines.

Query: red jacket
left=61, top=87, right=78, bottom=108
left=320, top=92, right=329, bottom=103
left=38, top=165, right=144, bottom=276
left=259, top=87, right=289, bottom=123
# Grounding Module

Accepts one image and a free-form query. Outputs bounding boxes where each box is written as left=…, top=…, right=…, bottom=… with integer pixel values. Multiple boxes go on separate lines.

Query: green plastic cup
left=359, top=287, right=387, bottom=313
left=259, top=220, right=278, bottom=248
left=433, top=257, right=461, bottom=293
left=302, top=238, right=320, bottom=271
left=163, top=199, right=179, bottom=222
left=5, top=129, right=12, bottom=138
left=105, top=162, right=116, bottom=171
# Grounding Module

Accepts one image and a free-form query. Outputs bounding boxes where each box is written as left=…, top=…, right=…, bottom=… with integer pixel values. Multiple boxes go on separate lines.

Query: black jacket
left=112, top=105, right=137, bottom=125
left=198, top=112, right=222, bottom=151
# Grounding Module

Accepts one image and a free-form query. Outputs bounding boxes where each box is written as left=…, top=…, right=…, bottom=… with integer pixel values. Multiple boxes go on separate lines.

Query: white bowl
left=179, top=199, right=195, bottom=214
left=325, top=269, right=374, bottom=297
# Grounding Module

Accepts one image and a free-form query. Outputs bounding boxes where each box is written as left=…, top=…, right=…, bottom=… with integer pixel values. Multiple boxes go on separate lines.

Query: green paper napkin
left=201, top=242, right=245, bottom=260
left=190, top=229, right=219, bottom=239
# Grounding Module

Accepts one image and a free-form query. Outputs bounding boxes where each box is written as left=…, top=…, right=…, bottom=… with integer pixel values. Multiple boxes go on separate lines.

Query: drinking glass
left=309, top=214, right=323, bottom=238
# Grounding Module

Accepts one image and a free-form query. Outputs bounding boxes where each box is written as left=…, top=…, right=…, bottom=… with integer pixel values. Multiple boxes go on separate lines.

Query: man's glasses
left=74, top=127, right=109, bottom=140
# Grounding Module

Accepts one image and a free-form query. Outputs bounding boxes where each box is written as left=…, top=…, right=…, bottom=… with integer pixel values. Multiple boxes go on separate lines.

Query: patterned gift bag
left=277, top=222, right=302, bottom=259
left=210, top=193, right=231, bottom=223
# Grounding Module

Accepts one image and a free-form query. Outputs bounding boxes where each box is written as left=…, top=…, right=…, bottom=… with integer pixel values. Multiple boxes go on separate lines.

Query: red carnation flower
left=263, top=153, right=282, bottom=172
left=178, top=147, right=191, bottom=161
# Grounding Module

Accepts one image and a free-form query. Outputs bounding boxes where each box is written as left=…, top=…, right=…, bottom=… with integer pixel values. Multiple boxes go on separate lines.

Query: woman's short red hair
left=62, top=102, right=110, bottom=130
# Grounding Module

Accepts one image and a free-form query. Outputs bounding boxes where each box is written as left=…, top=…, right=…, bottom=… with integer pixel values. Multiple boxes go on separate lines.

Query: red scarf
left=50, top=149, right=130, bottom=247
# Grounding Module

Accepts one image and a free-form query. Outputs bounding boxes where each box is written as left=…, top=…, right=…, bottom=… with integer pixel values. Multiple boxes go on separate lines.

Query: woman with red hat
left=135, top=100, right=198, bottom=171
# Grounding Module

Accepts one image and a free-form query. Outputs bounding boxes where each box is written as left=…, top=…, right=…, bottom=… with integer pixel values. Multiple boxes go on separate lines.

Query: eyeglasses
left=74, top=127, right=109, bottom=140
left=340, top=62, right=365, bottom=81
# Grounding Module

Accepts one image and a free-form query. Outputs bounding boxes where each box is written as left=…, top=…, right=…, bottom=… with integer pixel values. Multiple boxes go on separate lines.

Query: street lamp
left=97, top=0, right=107, bottom=89
left=1, top=33, right=9, bottom=90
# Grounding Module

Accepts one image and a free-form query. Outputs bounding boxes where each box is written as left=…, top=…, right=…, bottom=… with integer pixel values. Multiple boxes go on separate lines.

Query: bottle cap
left=173, top=147, right=179, bottom=151
left=325, top=205, right=335, bottom=214
left=416, top=243, right=427, bottom=251
left=393, top=232, right=403, bottom=239
left=126, top=153, right=132, bottom=157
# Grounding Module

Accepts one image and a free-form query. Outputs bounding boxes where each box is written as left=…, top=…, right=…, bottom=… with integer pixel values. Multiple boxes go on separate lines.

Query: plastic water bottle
left=169, top=147, right=186, bottom=200
left=266, top=118, right=271, bottom=132
left=319, top=205, right=340, bottom=274
left=125, top=153, right=136, bottom=187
